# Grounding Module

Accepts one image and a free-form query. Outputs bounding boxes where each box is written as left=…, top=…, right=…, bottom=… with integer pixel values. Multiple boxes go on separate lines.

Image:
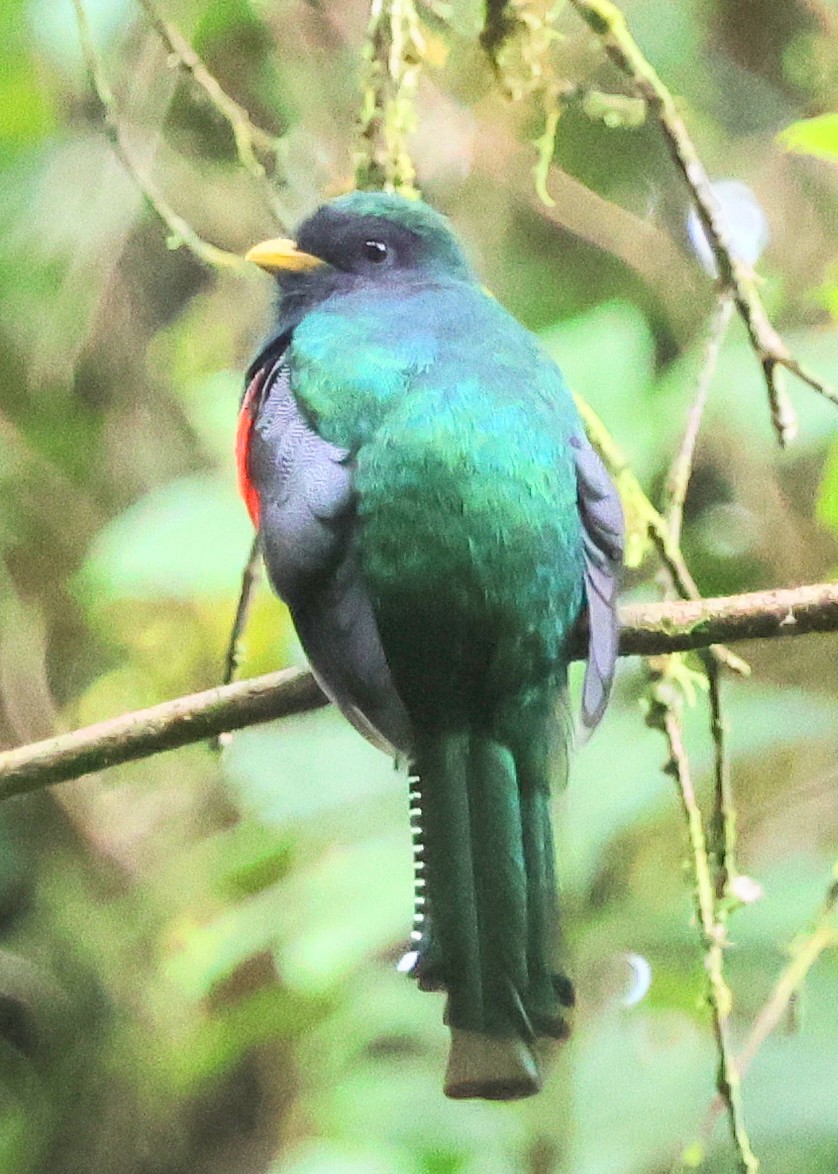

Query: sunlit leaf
left=778, top=114, right=838, bottom=163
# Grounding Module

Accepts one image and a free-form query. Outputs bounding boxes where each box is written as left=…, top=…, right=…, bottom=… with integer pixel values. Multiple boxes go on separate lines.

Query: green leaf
left=541, top=302, right=665, bottom=484
left=223, top=708, right=399, bottom=829
left=79, top=474, right=253, bottom=600
left=778, top=114, right=838, bottom=163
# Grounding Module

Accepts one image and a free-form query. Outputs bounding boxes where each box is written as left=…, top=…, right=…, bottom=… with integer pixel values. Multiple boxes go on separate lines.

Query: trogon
left=238, top=192, right=623, bottom=1100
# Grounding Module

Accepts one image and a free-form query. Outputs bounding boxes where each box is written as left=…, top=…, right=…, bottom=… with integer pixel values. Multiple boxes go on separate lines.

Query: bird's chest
left=287, top=292, right=441, bottom=449
left=355, top=388, right=584, bottom=641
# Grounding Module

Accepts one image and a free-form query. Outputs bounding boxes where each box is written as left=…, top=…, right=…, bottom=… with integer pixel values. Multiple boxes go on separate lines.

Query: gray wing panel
left=573, top=437, right=624, bottom=730
left=248, top=362, right=412, bottom=755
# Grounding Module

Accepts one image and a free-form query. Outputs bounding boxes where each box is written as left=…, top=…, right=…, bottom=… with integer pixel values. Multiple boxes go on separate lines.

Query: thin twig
left=1, top=583, right=837, bottom=798
left=135, top=0, right=282, bottom=177
left=664, top=294, right=735, bottom=546
left=72, top=0, right=246, bottom=271
left=647, top=672, right=758, bottom=1174
left=699, top=867, right=838, bottom=1152
left=566, top=0, right=836, bottom=446
left=576, top=395, right=750, bottom=676
left=704, top=656, right=738, bottom=906
left=222, top=535, right=263, bottom=688
left=662, top=292, right=740, bottom=908
left=212, top=535, right=263, bottom=752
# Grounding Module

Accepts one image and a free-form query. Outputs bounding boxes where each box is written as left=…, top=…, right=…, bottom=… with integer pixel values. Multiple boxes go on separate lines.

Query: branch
left=576, top=395, right=749, bottom=676
left=134, top=0, right=289, bottom=226
left=0, top=669, right=327, bottom=801
left=0, top=583, right=836, bottom=799
left=698, top=866, right=838, bottom=1154
left=72, top=0, right=246, bottom=271
left=135, top=0, right=283, bottom=179
left=355, top=0, right=425, bottom=194
left=566, top=0, right=836, bottom=446
left=645, top=672, right=758, bottom=1174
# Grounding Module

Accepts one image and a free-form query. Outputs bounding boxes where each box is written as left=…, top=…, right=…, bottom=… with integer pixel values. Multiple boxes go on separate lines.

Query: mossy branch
left=645, top=675, right=758, bottom=1174
left=645, top=288, right=754, bottom=1171
left=1, top=583, right=837, bottom=800
left=566, top=0, right=836, bottom=446
left=355, top=0, right=425, bottom=195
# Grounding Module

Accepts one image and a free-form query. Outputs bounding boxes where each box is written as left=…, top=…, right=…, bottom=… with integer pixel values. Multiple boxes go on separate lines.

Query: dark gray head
left=246, top=191, right=474, bottom=294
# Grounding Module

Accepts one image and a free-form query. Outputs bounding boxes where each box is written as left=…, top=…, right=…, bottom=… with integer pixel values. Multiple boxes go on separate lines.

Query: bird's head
left=246, top=192, right=473, bottom=299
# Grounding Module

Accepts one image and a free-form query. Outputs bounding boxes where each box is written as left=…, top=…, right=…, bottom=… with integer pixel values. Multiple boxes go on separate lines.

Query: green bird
left=239, top=192, right=623, bottom=1100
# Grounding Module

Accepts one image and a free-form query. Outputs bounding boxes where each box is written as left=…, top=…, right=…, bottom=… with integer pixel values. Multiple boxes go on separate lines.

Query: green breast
left=290, top=278, right=585, bottom=717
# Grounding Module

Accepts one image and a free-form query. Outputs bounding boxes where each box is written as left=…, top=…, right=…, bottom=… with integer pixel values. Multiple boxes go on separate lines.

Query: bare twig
left=1, top=583, right=837, bottom=799
left=646, top=676, right=758, bottom=1174
left=72, top=0, right=246, bottom=271
left=222, top=535, right=263, bottom=688
left=664, top=294, right=735, bottom=545
left=212, top=535, right=264, bottom=752
left=356, top=0, right=425, bottom=194
left=576, top=395, right=750, bottom=676
left=135, top=0, right=283, bottom=179
left=699, top=867, right=838, bottom=1151
left=566, top=0, right=836, bottom=446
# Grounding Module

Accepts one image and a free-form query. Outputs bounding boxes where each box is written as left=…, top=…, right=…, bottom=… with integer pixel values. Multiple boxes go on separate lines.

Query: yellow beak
left=245, top=237, right=326, bottom=274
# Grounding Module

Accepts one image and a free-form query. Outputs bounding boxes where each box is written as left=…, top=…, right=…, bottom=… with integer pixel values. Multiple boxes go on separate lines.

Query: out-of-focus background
left=1, top=0, right=837, bottom=1170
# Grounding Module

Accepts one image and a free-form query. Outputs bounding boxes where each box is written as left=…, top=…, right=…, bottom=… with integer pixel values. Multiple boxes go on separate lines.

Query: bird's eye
left=364, top=240, right=388, bottom=263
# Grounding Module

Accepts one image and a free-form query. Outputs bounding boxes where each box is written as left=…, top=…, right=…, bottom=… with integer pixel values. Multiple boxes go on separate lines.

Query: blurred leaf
left=816, top=436, right=838, bottom=542
left=541, top=302, right=665, bottom=485
left=567, top=672, right=838, bottom=892
left=79, top=473, right=253, bottom=600
left=274, top=1139, right=415, bottom=1174
left=778, top=113, right=838, bottom=163
left=223, top=708, right=398, bottom=829
left=26, top=0, right=133, bottom=73
left=570, top=1010, right=713, bottom=1174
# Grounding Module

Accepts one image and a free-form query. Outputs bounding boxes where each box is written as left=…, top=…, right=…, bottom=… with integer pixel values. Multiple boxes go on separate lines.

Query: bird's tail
left=406, top=703, right=572, bottom=1100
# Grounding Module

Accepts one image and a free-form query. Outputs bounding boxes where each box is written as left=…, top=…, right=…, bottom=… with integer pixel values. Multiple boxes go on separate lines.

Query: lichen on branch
left=355, top=0, right=426, bottom=195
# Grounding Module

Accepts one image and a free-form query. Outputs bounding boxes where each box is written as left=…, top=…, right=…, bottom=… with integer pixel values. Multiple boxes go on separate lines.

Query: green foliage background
left=0, top=0, right=837, bottom=1170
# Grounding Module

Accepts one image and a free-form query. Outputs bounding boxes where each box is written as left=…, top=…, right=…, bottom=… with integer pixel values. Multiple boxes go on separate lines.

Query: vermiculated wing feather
left=574, top=438, right=624, bottom=730
left=246, top=361, right=412, bottom=754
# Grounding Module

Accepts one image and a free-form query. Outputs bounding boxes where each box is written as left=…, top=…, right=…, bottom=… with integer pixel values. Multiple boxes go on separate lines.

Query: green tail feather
left=410, top=706, right=572, bottom=1100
